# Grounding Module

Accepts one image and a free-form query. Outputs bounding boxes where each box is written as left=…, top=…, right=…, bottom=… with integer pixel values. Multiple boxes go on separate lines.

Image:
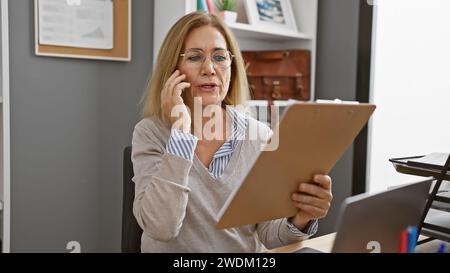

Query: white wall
left=367, top=0, right=450, bottom=192
left=1, top=0, right=10, bottom=252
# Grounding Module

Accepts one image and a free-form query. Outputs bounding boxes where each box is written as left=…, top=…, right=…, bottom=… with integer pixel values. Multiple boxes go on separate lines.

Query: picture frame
left=244, top=0, right=298, bottom=32
left=34, top=0, right=131, bottom=62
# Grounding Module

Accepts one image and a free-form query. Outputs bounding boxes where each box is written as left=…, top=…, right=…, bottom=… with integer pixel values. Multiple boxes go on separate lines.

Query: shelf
left=435, top=191, right=450, bottom=204
left=226, top=22, right=312, bottom=41
left=422, top=227, right=450, bottom=242
left=423, top=209, right=450, bottom=241
left=390, top=156, right=450, bottom=180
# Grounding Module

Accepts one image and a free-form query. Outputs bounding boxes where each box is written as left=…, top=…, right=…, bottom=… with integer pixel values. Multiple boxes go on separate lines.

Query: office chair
left=122, top=146, right=143, bottom=253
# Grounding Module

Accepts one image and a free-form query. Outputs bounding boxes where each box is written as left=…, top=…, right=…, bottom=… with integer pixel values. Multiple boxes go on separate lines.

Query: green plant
left=215, top=0, right=236, bottom=11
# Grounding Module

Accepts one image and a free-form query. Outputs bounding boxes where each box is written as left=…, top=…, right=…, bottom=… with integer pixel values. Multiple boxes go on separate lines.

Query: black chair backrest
left=122, top=146, right=143, bottom=253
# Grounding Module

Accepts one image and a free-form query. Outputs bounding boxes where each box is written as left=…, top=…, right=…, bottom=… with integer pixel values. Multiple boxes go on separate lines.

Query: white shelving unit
left=226, top=22, right=312, bottom=41
left=1, top=0, right=10, bottom=253
left=153, top=0, right=318, bottom=100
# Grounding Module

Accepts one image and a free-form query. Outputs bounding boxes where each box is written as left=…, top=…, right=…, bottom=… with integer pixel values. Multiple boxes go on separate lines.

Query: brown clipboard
left=216, top=102, right=376, bottom=229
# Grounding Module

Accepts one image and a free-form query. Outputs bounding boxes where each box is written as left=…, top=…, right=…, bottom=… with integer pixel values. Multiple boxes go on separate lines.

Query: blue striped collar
left=212, top=106, right=248, bottom=159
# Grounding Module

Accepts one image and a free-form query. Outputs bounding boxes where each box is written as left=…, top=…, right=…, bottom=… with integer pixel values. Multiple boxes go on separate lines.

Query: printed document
left=38, top=0, right=114, bottom=49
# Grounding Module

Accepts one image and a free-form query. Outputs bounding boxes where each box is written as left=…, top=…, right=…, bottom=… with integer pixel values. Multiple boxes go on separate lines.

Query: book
left=205, top=0, right=215, bottom=14
left=407, top=153, right=450, bottom=171
left=197, top=0, right=209, bottom=13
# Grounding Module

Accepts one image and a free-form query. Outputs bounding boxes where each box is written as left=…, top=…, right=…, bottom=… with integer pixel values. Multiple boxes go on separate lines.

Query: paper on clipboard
left=38, top=0, right=114, bottom=49
left=216, top=102, right=376, bottom=229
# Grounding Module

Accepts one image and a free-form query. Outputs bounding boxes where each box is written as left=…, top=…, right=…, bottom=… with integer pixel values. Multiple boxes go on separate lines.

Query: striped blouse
left=166, top=107, right=246, bottom=179
left=165, top=106, right=318, bottom=236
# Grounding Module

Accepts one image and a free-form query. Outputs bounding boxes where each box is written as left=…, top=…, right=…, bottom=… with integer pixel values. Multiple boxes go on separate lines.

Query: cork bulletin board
left=34, top=0, right=131, bottom=62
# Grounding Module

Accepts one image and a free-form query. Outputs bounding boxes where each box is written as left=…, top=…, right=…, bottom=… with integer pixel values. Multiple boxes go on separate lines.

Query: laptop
left=296, top=178, right=433, bottom=253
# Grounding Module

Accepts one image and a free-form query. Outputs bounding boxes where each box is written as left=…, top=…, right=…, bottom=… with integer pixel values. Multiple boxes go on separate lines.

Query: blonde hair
left=141, top=11, right=250, bottom=118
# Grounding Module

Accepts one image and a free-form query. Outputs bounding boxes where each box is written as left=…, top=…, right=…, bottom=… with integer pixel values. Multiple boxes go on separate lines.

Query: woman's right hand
left=161, top=70, right=192, bottom=133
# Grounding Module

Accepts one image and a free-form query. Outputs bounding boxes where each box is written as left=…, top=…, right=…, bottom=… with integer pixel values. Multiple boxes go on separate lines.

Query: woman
left=132, top=11, right=333, bottom=252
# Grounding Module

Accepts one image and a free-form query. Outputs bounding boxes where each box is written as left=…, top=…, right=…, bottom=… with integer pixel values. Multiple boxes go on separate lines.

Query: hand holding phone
left=161, top=70, right=192, bottom=133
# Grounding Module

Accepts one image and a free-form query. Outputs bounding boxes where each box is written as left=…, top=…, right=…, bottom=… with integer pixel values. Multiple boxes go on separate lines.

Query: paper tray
left=389, top=156, right=450, bottom=181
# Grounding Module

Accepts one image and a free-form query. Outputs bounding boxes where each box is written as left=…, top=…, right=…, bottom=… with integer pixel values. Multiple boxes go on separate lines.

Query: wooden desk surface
left=268, top=233, right=449, bottom=253
left=268, top=233, right=336, bottom=253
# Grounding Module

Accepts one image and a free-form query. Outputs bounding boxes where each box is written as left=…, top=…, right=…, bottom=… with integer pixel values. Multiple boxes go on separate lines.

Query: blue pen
left=437, top=243, right=446, bottom=253
left=407, top=226, right=418, bottom=253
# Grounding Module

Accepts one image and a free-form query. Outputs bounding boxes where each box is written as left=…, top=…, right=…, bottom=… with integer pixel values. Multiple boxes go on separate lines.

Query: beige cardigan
left=131, top=115, right=313, bottom=252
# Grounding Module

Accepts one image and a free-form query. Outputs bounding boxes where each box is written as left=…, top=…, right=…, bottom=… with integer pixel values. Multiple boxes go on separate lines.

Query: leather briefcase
left=242, top=50, right=311, bottom=103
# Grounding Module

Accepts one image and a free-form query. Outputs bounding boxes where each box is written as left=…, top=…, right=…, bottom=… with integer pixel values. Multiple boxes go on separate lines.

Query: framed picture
left=34, top=0, right=131, bottom=62
left=244, top=0, right=298, bottom=32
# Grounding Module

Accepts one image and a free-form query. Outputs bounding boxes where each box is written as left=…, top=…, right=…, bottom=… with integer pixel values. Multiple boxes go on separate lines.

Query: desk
left=268, top=233, right=450, bottom=253
left=268, top=233, right=335, bottom=253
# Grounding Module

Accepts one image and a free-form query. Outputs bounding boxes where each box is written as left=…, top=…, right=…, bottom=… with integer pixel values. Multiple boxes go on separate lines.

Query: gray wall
left=315, top=0, right=360, bottom=235
left=10, top=1, right=153, bottom=252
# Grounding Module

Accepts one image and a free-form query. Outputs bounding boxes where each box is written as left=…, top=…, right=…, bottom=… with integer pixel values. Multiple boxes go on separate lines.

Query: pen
left=399, top=229, right=408, bottom=253
left=437, top=243, right=446, bottom=253
left=407, top=226, right=418, bottom=253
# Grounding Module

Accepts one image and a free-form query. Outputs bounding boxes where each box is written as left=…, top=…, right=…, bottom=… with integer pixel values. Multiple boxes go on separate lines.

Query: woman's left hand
left=289, top=174, right=333, bottom=230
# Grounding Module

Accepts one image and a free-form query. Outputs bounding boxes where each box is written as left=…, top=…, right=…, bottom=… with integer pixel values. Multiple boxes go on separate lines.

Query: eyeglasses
left=180, top=49, right=234, bottom=69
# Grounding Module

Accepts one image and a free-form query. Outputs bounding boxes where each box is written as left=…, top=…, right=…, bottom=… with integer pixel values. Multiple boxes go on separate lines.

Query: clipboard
left=216, top=102, right=376, bottom=229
